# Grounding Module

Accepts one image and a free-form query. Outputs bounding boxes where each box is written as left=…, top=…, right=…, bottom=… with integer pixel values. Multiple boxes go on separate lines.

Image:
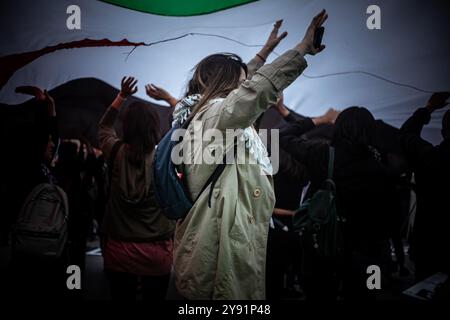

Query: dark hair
left=122, top=102, right=160, bottom=165
left=332, top=106, right=376, bottom=152
left=186, top=53, right=247, bottom=115
left=56, top=141, right=79, bottom=176
left=442, top=109, right=450, bottom=139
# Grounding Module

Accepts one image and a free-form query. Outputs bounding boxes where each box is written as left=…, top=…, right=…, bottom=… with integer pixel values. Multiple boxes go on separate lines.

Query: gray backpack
left=13, top=183, right=69, bottom=258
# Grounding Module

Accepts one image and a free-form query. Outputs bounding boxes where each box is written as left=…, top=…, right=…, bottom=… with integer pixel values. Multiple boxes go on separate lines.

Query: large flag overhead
left=1, top=0, right=449, bottom=143
left=100, top=0, right=257, bottom=16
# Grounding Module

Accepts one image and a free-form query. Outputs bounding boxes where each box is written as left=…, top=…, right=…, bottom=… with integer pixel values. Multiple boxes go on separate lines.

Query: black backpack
left=12, top=183, right=69, bottom=258
left=293, top=146, right=344, bottom=258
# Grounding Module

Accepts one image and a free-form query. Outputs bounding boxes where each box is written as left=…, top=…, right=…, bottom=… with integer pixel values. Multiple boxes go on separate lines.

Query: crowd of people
left=1, top=10, right=449, bottom=301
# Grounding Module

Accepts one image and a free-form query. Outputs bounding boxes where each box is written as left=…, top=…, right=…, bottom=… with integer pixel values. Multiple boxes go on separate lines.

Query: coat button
left=253, top=188, right=261, bottom=198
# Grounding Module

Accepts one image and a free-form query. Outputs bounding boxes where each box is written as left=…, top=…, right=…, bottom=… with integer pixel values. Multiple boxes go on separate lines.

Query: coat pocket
left=228, top=202, right=255, bottom=245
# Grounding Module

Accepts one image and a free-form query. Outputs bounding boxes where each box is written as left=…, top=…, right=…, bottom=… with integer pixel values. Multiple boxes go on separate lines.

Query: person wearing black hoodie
left=400, top=92, right=450, bottom=282
left=279, top=106, right=396, bottom=301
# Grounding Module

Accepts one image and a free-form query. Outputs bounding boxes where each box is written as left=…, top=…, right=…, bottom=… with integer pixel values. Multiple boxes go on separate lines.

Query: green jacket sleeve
left=212, top=50, right=308, bottom=131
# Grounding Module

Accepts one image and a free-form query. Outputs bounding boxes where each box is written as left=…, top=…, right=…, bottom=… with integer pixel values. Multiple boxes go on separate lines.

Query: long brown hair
left=122, top=102, right=160, bottom=165
left=186, top=53, right=247, bottom=116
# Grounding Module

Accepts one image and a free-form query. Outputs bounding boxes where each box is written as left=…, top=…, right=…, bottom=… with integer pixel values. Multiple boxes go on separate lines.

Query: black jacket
left=400, top=107, right=450, bottom=278
left=280, top=117, right=396, bottom=251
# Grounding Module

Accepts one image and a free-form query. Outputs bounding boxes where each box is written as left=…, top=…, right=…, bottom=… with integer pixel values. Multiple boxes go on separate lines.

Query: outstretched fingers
left=318, top=12, right=328, bottom=27
left=311, top=9, right=326, bottom=28
left=317, top=44, right=326, bottom=53
left=270, top=19, right=283, bottom=38
left=129, top=78, right=138, bottom=89
left=278, top=31, right=288, bottom=41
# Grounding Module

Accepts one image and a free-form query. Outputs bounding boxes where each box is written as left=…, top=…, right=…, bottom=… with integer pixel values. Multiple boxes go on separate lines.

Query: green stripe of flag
left=100, top=0, right=257, bottom=16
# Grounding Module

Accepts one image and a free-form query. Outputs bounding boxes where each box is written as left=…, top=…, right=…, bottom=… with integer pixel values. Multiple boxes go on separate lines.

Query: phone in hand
left=313, top=26, right=324, bottom=49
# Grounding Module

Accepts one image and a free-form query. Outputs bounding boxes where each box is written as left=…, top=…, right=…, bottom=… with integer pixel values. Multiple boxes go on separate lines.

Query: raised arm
left=279, top=108, right=339, bottom=165
left=15, top=86, right=59, bottom=163
left=401, top=92, right=449, bottom=165
left=214, top=10, right=329, bottom=131
left=98, top=76, right=137, bottom=160
left=246, top=19, right=288, bottom=78
left=271, top=94, right=303, bottom=123
left=272, top=94, right=290, bottom=118
left=145, top=83, right=178, bottom=108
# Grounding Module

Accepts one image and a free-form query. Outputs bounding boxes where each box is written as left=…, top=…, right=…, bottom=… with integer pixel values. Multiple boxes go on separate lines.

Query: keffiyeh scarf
left=171, top=94, right=202, bottom=127
left=171, top=94, right=273, bottom=175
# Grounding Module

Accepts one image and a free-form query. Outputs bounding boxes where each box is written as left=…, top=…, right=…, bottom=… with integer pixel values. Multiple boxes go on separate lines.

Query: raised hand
left=426, top=92, right=450, bottom=112
left=322, top=108, right=340, bottom=124
left=313, top=108, right=340, bottom=126
left=264, top=20, right=288, bottom=52
left=119, top=76, right=138, bottom=98
left=145, top=83, right=178, bottom=107
left=295, top=9, right=328, bottom=55
left=15, top=85, right=46, bottom=100
left=258, top=20, right=288, bottom=61
left=15, top=86, right=55, bottom=116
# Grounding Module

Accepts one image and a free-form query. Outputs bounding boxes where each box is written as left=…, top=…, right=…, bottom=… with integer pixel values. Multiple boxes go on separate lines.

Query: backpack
left=293, top=146, right=344, bottom=258
left=153, top=120, right=234, bottom=220
left=12, top=183, right=69, bottom=258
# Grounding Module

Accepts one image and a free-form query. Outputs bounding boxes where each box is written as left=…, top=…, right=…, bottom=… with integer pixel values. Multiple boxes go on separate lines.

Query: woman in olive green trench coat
left=172, top=10, right=329, bottom=299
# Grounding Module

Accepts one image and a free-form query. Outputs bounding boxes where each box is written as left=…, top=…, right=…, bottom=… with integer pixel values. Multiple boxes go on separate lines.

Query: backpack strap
left=180, top=113, right=237, bottom=208
left=194, top=142, right=238, bottom=208
left=327, top=146, right=335, bottom=180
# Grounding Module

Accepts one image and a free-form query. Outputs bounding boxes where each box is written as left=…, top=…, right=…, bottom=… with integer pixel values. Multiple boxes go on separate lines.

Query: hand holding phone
left=313, top=26, right=324, bottom=49
left=295, top=10, right=327, bottom=55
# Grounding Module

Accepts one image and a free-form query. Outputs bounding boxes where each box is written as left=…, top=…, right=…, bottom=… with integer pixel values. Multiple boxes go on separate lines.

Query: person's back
left=280, top=106, right=394, bottom=300
left=282, top=107, right=394, bottom=243
left=336, top=144, right=395, bottom=242
left=98, top=78, right=175, bottom=300
left=401, top=94, right=450, bottom=280
left=170, top=11, right=329, bottom=300
left=102, top=144, right=174, bottom=241
left=413, top=141, right=450, bottom=278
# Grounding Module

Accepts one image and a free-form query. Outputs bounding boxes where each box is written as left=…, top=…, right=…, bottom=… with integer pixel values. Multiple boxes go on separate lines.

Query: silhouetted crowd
left=0, top=10, right=449, bottom=301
